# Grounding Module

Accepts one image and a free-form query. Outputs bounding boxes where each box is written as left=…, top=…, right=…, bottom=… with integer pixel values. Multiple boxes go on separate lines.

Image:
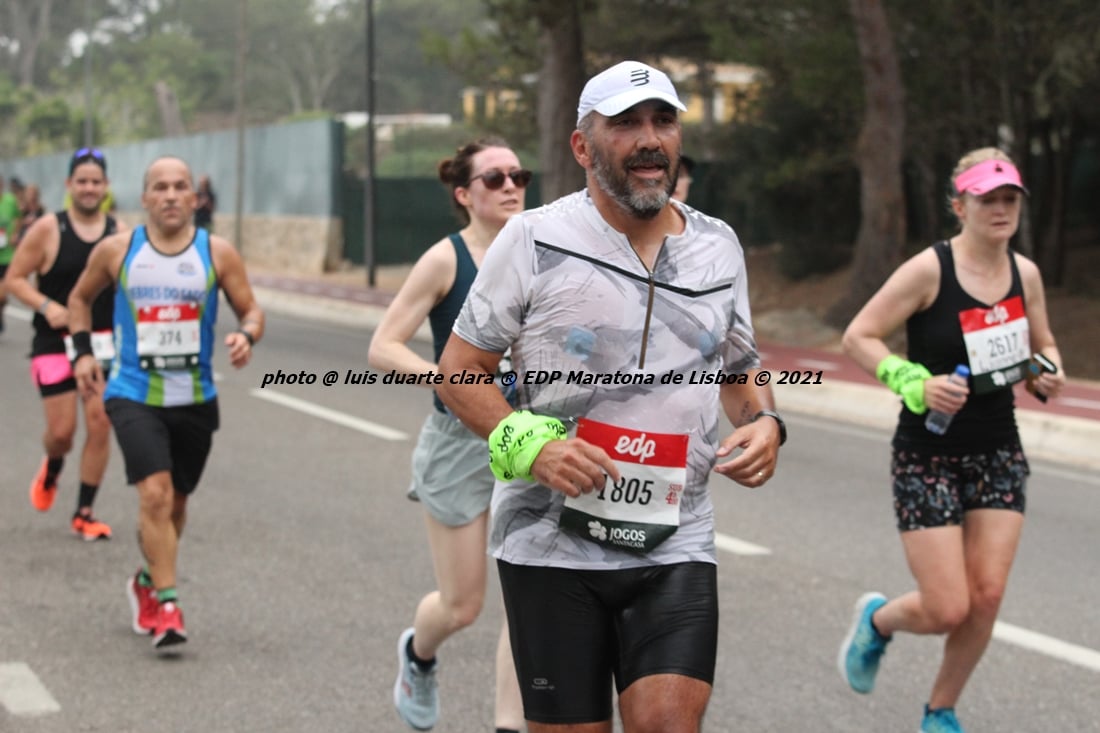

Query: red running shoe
left=125, top=572, right=159, bottom=635
left=153, top=601, right=188, bottom=650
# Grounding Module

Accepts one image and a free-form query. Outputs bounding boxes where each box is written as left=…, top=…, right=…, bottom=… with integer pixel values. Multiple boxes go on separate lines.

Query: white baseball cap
left=576, top=60, right=686, bottom=126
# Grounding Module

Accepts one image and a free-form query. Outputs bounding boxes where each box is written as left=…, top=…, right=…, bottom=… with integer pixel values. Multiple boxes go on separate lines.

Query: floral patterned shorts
left=891, top=443, right=1028, bottom=531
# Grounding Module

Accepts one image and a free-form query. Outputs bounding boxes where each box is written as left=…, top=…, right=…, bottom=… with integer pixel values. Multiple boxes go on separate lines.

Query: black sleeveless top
left=428, top=233, right=478, bottom=413
left=894, top=240, right=1023, bottom=453
left=32, top=211, right=117, bottom=356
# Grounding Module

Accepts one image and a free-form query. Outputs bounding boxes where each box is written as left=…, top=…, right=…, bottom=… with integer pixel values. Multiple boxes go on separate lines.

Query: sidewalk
left=250, top=266, right=1100, bottom=472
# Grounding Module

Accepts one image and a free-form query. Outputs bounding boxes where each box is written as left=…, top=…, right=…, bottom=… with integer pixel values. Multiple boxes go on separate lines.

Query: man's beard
left=72, top=198, right=102, bottom=217
left=590, top=144, right=675, bottom=220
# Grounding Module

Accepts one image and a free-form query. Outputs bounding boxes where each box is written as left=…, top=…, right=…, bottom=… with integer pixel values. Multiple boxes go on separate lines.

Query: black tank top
left=32, top=211, right=118, bottom=356
left=894, top=240, right=1022, bottom=453
left=428, top=233, right=478, bottom=413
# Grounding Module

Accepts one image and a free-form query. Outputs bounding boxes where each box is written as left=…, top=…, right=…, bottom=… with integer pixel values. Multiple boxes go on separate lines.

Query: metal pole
left=234, top=0, right=248, bottom=250
left=364, top=0, right=377, bottom=287
left=83, top=0, right=93, bottom=146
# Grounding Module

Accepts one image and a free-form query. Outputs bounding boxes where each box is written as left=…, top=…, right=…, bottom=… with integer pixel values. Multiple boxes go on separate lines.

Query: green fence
left=341, top=174, right=542, bottom=265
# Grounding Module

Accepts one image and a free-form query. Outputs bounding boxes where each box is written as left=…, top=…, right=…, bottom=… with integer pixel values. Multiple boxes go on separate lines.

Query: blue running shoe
left=921, top=705, right=965, bottom=732
left=393, top=627, right=439, bottom=730
left=838, top=591, right=891, bottom=693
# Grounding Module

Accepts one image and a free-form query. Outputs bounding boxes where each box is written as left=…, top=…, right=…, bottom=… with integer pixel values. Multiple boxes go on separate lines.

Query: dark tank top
left=894, top=240, right=1024, bottom=453
left=428, top=233, right=478, bottom=413
left=32, top=211, right=117, bottom=356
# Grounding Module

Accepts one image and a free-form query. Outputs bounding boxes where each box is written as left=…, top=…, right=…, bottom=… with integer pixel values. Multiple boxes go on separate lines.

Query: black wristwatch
left=752, top=409, right=787, bottom=446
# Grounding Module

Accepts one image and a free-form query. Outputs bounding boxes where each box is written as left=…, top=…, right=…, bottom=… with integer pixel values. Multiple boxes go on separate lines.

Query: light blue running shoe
left=838, top=591, right=891, bottom=693
left=921, top=704, right=965, bottom=732
left=393, top=627, right=439, bottom=730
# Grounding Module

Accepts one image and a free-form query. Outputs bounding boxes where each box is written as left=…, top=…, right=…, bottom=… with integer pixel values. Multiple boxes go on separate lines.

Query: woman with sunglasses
left=368, top=137, right=530, bottom=733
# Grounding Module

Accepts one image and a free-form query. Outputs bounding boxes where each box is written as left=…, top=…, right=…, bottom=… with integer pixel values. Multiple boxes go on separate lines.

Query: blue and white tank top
left=104, top=226, right=219, bottom=407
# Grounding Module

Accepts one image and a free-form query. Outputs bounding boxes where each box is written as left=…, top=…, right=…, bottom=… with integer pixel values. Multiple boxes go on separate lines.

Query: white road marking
left=715, top=532, right=772, bottom=556
left=1059, top=396, right=1100, bottom=412
left=713, top=530, right=1100, bottom=672
left=994, top=621, right=1100, bottom=673
left=0, top=663, right=60, bottom=716
left=250, top=388, right=409, bottom=441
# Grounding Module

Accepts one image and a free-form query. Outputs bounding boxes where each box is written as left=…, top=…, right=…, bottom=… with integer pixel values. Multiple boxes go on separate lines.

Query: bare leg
left=77, top=392, right=111, bottom=501
left=410, top=510, right=490, bottom=659
left=41, top=391, right=78, bottom=459
left=618, top=673, right=711, bottom=733
left=928, top=509, right=1023, bottom=709
left=136, top=471, right=180, bottom=590
left=871, top=525, right=970, bottom=637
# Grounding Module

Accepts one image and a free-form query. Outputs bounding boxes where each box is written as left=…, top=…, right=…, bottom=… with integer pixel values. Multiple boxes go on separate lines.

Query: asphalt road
left=1, top=306, right=1097, bottom=732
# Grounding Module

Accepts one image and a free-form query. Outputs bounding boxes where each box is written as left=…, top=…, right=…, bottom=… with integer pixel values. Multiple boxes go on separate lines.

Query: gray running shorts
left=408, top=410, right=494, bottom=527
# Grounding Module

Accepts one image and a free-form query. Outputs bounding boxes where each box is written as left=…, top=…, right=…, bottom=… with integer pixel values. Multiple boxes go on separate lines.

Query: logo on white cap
left=576, top=60, right=686, bottom=126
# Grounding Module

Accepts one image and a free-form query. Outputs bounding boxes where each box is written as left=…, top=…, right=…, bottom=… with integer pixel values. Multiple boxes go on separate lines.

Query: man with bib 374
left=69, top=155, right=264, bottom=653
left=436, top=60, right=785, bottom=733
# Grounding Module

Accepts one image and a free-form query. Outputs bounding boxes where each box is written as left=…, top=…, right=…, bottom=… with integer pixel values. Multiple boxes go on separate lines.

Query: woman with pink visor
left=837, top=148, right=1065, bottom=733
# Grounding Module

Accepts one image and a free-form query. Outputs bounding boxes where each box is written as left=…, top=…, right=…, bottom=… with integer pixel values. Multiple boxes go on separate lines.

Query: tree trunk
left=912, top=152, right=938, bottom=244
left=533, top=0, right=587, bottom=203
left=1037, top=122, right=1072, bottom=287
left=154, top=80, right=185, bottom=137
left=826, top=0, right=907, bottom=329
left=5, top=0, right=54, bottom=88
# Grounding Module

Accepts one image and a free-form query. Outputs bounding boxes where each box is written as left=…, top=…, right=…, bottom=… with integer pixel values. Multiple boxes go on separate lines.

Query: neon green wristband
left=488, top=410, right=568, bottom=482
left=876, top=354, right=932, bottom=414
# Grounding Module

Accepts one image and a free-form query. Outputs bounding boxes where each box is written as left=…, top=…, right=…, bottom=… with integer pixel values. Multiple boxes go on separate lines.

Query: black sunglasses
left=468, top=168, right=532, bottom=190
left=70, top=147, right=106, bottom=174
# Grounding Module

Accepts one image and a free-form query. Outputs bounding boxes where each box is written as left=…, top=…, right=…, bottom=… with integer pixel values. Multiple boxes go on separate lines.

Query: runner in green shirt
left=0, top=176, right=24, bottom=331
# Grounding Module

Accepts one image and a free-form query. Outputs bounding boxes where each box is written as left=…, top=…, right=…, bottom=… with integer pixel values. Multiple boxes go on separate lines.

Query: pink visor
left=953, top=159, right=1027, bottom=196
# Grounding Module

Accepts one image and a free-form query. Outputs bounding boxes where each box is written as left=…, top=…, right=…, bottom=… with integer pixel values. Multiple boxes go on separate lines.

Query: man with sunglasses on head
left=436, top=60, right=784, bottom=732
left=69, top=155, right=264, bottom=652
left=4, top=148, right=125, bottom=540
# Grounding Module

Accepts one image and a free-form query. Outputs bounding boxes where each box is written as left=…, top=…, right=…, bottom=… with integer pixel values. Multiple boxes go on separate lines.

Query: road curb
left=775, top=380, right=1100, bottom=471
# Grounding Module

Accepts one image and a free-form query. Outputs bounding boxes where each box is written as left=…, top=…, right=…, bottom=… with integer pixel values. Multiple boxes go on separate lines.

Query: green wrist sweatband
left=488, top=410, right=568, bottom=482
left=876, top=354, right=932, bottom=414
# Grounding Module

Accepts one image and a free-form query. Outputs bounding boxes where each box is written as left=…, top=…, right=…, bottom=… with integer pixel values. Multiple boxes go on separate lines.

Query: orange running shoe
left=71, top=513, right=112, bottom=541
left=29, top=458, right=57, bottom=512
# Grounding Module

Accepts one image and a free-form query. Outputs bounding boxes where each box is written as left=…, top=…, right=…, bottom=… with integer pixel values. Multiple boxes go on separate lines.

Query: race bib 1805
left=559, top=418, right=689, bottom=554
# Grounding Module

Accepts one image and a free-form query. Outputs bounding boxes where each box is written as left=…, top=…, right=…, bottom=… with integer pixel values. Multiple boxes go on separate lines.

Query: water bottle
left=925, top=364, right=970, bottom=435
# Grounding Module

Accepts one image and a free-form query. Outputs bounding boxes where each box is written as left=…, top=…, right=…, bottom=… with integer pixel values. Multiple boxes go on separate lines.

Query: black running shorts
left=105, top=397, right=219, bottom=494
left=497, top=560, right=718, bottom=725
left=891, top=442, right=1028, bottom=531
